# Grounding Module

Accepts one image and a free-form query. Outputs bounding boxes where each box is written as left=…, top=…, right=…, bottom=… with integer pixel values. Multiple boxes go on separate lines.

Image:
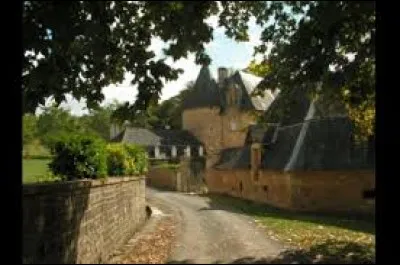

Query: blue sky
left=38, top=15, right=265, bottom=116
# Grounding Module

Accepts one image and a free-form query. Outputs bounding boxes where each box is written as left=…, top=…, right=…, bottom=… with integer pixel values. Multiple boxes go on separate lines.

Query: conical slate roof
left=182, top=65, right=220, bottom=109
left=183, top=66, right=276, bottom=111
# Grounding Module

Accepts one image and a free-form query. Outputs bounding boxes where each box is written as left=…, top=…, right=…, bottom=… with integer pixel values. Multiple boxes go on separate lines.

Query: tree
left=154, top=81, right=195, bottom=129
left=244, top=60, right=270, bottom=78
left=24, top=1, right=375, bottom=139
left=22, top=114, right=38, bottom=145
left=36, top=105, right=85, bottom=147
left=80, top=103, right=118, bottom=140
left=23, top=1, right=218, bottom=114
left=222, top=1, right=375, bottom=139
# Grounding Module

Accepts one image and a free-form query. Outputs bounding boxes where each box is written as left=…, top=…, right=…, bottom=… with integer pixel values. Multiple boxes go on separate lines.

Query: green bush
left=105, top=143, right=149, bottom=176
left=105, top=143, right=130, bottom=176
left=124, top=144, right=149, bottom=174
left=49, top=134, right=107, bottom=181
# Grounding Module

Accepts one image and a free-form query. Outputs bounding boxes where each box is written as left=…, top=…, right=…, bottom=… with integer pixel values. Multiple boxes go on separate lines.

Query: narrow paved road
left=147, top=188, right=286, bottom=264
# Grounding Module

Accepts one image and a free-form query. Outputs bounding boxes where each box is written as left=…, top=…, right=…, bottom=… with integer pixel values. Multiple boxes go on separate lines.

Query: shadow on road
left=166, top=239, right=375, bottom=264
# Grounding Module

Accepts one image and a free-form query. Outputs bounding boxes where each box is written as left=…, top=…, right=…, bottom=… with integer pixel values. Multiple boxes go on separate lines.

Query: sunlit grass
left=206, top=194, right=375, bottom=263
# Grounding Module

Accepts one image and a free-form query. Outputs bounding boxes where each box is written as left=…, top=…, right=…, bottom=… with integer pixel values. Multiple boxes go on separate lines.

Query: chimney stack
left=218, top=67, right=228, bottom=87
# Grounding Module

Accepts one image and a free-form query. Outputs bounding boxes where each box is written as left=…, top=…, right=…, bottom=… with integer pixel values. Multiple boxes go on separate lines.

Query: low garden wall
left=23, top=176, right=146, bottom=264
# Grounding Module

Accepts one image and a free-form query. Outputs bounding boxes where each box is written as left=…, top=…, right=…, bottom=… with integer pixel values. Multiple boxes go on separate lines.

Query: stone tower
left=182, top=64, right=223, bottom=168
left=182, top=64, right=275, bottom=168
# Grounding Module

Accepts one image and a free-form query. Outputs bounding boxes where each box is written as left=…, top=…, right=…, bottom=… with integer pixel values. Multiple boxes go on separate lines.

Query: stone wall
left=290, top=170, right=375, bottom=214
left=205, top=169, right=292, bottom=208
left=182, top=108, right=223, bottom=167
left=221, top=107, right=257, bottom=149
left=179, top=158, right=206, bottom=192
left=182, top=107, right=257, bottom=168
left=23, top=176, right=146, bottom=264
left=146, top=167, right=177, bottom=190
left=205, top=169, right=375, bottom=214
left=147, top=158, right=206, bottom=193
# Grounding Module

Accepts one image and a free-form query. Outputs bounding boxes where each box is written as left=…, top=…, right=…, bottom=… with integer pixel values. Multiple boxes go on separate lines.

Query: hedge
left=105, top=143, right=148, bottom=176
left=48, top=133, right=149, bottom=180
left=49, top=134, right=107, bottom=181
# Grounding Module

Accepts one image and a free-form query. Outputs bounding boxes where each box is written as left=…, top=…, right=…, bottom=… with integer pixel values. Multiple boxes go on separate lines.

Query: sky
left=37, top=16, right=265, bottom=116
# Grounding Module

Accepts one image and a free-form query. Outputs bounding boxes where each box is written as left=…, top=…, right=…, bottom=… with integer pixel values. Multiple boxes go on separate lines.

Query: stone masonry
left=23, top=176, right=146, bottom=264
left=205, top=169, right=375, bottom=214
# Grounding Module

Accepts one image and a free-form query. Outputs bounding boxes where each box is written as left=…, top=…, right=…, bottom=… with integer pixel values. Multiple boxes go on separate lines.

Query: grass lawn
left=205, top=194, right=375, bottom=264
left=22, top=159, right=51, bottom=183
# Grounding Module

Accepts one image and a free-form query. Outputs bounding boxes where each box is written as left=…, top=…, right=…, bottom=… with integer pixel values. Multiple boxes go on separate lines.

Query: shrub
left=105, top=143, right=149, bottom=176
left=105, top=143, right=130, bottom=176
left=49, top=133, right=107, bottom=181
left=124, top=144, right=149, bottom=174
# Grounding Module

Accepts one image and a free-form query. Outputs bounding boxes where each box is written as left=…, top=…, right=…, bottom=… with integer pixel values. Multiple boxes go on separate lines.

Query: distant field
left=22, top=159, right=51, bottom=183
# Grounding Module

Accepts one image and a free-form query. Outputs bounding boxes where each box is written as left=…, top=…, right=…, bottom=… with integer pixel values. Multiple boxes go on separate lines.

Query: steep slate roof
left=214, top=146, right=251, bottom=169
left=215, top=86, right=374, bottom=171
left=262, top=117, right=375, bottom=170
left=112, top=127, right=202, bottom=147
left=245, top=124, right=279, bottom=144
left=182, top=65, right=220, bottom=110
left=183, top=66, right=276, bottom=112
left=260, top=87, right=374, bottom=170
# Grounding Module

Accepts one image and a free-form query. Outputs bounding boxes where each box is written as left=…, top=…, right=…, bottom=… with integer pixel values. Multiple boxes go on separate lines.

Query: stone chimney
left=218, top=67, right=228, bottom=87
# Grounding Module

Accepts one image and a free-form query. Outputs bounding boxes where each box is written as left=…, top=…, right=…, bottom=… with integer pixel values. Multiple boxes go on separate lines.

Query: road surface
left=146, top=188, right=285, bottom=264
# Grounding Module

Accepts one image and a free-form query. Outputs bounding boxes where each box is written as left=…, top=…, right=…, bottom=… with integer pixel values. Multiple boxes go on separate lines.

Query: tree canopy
left=241, top=1, right=375, bottom=139
left=244, top=60, right=271, bottom=78
left=23, top=1, right=375, bottom=138
left=23, top=1, right=218, bottom=114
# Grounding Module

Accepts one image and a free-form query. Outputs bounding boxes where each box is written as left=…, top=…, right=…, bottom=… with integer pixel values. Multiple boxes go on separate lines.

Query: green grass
left=203, top=194, right=375, bottom=263
left=23, top=142, right=51, bottom=159
left=22, top=159, right=51, bottom=183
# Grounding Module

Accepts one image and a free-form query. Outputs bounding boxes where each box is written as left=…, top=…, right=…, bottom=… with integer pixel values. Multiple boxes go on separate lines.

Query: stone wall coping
left=23, top=176, right=146, bottom=196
